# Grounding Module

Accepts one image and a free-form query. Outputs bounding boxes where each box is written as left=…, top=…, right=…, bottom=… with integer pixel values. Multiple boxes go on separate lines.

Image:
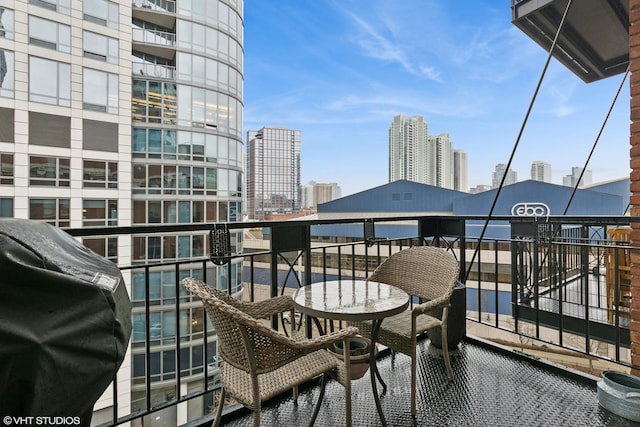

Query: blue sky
left=243, top=1, right=630, bottom=196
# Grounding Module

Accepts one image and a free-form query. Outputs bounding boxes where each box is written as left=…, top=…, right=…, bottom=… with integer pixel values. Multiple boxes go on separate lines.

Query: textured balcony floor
left=215, top=337, right=636, bottom=427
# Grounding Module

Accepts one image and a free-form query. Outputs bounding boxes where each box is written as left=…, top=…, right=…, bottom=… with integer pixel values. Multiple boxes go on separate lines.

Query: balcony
left=132, top=0, right=176, bottom=29
left=131, top=28, right=176, bottom=61
left=132, top=61, right=175, bottom=80
left=511, top=0, right=629, bottom=83
left=49, top=214, right=638, bottom=426
left=214, top=338, right=628, bottom=426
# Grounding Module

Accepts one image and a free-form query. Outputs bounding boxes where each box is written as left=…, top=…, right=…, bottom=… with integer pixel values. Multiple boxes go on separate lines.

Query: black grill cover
left=0, top=219, right=131, bottom=425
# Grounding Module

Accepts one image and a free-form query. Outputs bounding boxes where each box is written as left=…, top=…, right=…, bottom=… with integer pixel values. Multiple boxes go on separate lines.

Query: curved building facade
left=0, top=0, right=243, bottom=424
left=128, top=0, right=244, bottom=424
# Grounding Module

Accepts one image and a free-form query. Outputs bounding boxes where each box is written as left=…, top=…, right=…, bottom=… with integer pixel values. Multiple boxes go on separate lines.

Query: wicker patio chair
left=353, top=246, right=459, bottom=417
left=182, top=277, right=358, bottom=427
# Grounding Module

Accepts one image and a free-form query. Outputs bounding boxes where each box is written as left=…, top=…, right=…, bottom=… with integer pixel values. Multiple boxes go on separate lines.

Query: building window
left=83, top=199, right=117, bottom=226
left=132, top=80, right=177, bottom=125
left=132, top=128, right=177, bottom=159
left=83, top=31, right=118, bottom=63
left=29, top=156, right=70, bottom=186
left=83, top=237, right=117, bottom=263
left=29, top=0, right=71, bottom=15
left=0, top=50, right=15, bottom=98
left=132, top=130, right=241, bottom=166
left=0, top=198, right=12, bottom=217
left=176, top=86, right=241, bottom=137
left=28, top=15, right=71, bottom=52
left=29, top=56, right=70, bottom=106
left=176, top=1, right=242, bottom=42
left=131, top=342, right=215, bottom=382
left=84, top=160, right=117, bottom=188
left=132, top=234, right=206, bottom=263
left=83, top=68, right=118, bottom=113
left=133, top=199, right=221, bottom=226
left=83, top=0, right=118, bottom=29
left=0, top=8, right=14, bottom=40
left=29, top=198, right=70, bottom=227
left=0, top=153, right=13, bottom=185
left=130, top=270, right=197, bottom=304
left=132, top=164, right=225, bottom=196
left=176, top=51, right=242, bottom=95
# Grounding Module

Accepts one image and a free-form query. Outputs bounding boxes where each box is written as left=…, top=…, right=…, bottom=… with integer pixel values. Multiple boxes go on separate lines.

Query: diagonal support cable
left=464, top=0, right=574, bottom=280
left=535, top=67, right=629, bottom=276
left=562, top=66, right=629, bottom=215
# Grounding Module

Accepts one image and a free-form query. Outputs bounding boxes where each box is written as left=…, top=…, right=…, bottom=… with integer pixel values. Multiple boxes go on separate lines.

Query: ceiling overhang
left=511, top=0, right=629, bottom=83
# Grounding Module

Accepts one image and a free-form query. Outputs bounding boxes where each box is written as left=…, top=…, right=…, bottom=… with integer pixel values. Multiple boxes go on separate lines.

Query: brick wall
left=630, top=0, right=640, bottom=375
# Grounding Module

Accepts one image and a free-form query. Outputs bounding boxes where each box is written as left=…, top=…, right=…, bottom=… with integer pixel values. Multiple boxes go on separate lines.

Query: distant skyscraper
left=453, top=149, right=468, bottom=192
left=562, top=166, right=592, bottom=188
left=301, top=181, right=341, bottom=209
left=492, top=163, right=518, bottom=188
left=470, top=184, right=491, bottom=194
left=531, top=161, right=552, bottom=183
left=301, top=181, right=315, bottom=209
left=314, top=182, right=341, bottom=206
left=427, top=133, right=454, bottom=189
left=246, top=127, right=302, bottom=220
left=389, top=114, right=428, bottom=184
left=388, top=115, right=456, bottom=189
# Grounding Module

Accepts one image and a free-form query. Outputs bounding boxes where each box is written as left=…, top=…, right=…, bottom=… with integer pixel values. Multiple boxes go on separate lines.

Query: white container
left=597, top=370, right=640, bottom=422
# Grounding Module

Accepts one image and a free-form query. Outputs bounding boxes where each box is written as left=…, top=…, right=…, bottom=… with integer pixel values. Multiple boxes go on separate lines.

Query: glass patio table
left=292, top=279, right=409, bottom=427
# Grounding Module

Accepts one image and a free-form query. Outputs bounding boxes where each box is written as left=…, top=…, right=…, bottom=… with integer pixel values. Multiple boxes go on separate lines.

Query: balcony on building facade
left=52, top=214, right=640, bottom=426
left=132, top=28, right=176, bottom=48
left=131, top=27, right=176, bottom=61
left=131, top=62, right=176, bottom=80
left=132, top=0, right=177, bottom=28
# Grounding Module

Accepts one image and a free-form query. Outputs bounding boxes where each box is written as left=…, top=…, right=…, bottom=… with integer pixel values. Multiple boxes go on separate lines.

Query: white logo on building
left=511, top=202, right=550, bottom=218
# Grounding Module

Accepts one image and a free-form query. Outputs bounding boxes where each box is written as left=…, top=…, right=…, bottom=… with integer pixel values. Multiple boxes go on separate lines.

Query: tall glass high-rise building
left=531, top=160, right=552, bottom=183
left=389, top=115, right=455, bottom=189
left=246, top=126, right=301, bottom=220
left=563, top=166, right=592, bottom=188
left=453, top=149, right=468, bottom=192
left=389, top=114, right=428, bottom=184
left=0, top=1, right=244, bottom=424
left=427, top=132, right=454, bottom=189
left=492, top=163, right=518, bottom=188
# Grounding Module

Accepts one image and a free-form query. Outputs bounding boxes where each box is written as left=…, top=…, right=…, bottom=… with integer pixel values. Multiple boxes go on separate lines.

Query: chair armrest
left=240, top=310, right=358, bottom=353
left=241, top=295, right=294, bottom=319
left=301, top=327, right=360, bottom=350
left=182, top=277, right=293, bottom=318
left=412, top=295, right=450, bottom=316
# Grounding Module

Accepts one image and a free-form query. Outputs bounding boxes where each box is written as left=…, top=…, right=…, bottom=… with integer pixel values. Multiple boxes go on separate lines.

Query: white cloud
left=419, top=65, right=442, bottom=82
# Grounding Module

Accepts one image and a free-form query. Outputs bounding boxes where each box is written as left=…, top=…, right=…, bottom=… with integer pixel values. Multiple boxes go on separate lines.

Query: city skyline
left=244, top=1, right=630, bottom=196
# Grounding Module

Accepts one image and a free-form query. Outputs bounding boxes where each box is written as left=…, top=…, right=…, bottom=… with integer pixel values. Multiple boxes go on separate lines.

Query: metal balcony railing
left=132, top=62, right=175, bottom=79
left=132, top=27, right=176, bottom=47
left=60, top=214, right=638, bottom=426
